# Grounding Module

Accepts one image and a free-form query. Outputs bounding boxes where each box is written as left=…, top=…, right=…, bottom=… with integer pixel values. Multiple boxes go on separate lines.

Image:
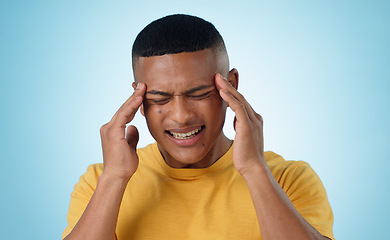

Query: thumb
left=126, top=125, right=139, bottom=150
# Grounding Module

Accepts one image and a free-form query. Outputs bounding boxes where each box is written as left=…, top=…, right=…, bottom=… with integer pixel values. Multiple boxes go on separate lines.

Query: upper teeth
left=170, top=127, right=202, bottom=139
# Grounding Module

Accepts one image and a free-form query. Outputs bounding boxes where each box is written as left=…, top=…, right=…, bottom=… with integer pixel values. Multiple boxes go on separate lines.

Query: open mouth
left=166, top=126, right=205, bottom=140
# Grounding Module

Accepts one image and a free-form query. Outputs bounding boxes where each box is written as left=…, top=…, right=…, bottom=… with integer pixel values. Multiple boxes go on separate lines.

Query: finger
left=255, top=112, right=263, bottom=124
left=111, top=83, right=146, bottom=128
left=215, top=73, right=258, bottom=122
left=111, top=82, right=146, bottom=120
left=126, top=125, right=139, bottom=150
left=112, top=96, right=143, bottom=129
left=219, top=88, right=252, bottom=128
left=233, top=111, right=263, bottom=130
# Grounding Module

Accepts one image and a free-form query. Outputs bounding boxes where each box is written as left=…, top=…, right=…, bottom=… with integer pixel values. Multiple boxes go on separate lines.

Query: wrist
left=239, top=160, right=269, bottom=181
left=98, top=172, right=131, bottom=191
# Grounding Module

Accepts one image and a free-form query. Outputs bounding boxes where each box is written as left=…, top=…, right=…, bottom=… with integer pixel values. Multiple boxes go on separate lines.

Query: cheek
left=144, top=103, right=162, bottom=115
left=143, top=106, right=163, bottom=126
left=195, top=97, right=227, bottom=122
left=204, top=95, right=225, bottom=111
left=209, top=97, right=228, bottom=121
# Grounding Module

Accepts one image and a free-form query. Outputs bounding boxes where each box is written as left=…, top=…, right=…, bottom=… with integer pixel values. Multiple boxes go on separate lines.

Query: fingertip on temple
left=214, top=73, right=227, bottom=88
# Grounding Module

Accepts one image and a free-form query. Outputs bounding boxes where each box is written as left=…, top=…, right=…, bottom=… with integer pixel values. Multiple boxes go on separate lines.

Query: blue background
left=1, top=1, right=389, bottom=239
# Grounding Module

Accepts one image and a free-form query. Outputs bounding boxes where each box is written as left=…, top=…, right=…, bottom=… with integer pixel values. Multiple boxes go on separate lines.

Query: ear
left=227, top=68, right=239, bottom=90
left=132, top=82, right=145, bottom=116
left=140, top=104, right=145, bottom=116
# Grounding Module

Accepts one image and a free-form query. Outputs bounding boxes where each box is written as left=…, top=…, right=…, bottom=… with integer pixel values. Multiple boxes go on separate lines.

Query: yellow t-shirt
left=63, top=143, right=334, bottom=240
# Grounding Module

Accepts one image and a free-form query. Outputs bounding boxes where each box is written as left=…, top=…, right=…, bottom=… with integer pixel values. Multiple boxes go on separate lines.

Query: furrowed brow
left=185, top=84, right=215, bottom=95
left=146, top=90, right=171, bottom=97
left=145, top=84, right=215, bottom=97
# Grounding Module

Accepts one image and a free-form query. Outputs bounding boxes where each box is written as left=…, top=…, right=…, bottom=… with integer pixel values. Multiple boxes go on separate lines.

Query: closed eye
left=187, top=90, right=214, bottom=99
left=145, top=98, right=171, bottom=105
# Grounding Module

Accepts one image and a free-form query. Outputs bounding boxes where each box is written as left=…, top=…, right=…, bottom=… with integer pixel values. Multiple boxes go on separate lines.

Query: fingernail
left=136, top=83, right=142, bottom=90
left=219, top=73, right=227, bottom=81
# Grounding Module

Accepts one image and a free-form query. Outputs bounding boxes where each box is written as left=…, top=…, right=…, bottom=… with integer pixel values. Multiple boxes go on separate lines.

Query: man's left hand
left=215, top=73, right=265, bottom=176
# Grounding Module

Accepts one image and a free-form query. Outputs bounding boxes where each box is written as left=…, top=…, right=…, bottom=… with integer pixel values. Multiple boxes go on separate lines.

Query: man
left=63, top=14, right=334, bottom=240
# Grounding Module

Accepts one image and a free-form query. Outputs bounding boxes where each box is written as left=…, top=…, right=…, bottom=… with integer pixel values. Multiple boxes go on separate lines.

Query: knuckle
left=100, top=123, right=113, bottom=137
left=231, top=102, right=246, bottom=113
left=257, top=114, right=263, bottom=123
left=237, top=102, right=246, bottom=111
left=236, top=92, right=246, bottom=102
left=100, top=124, right=108, bottom=135
left=117, top=108, right=124, bottom=115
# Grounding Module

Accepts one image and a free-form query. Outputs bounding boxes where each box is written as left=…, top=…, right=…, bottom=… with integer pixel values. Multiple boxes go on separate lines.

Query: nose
left=169, top=96, right=195, bottom=125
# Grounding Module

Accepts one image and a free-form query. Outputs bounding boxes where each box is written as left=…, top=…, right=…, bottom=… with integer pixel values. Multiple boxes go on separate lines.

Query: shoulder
left=72, top=163, right=103, bottom=195
left=83, top=163, right=104, bottom=179
left=265, top=151, right=313, bottom=178
left=136, top=142, right=157, bottom=159
left=265, top=152, right=334, bottom=239
left=265, top=151, right=323, bottom=192
left=136, top=142, right=161, bottom=170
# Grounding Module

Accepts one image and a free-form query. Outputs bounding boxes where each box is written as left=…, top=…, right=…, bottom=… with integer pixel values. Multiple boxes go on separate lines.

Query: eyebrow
left=145, top=90, right=171, bottom=97
left=146, top=84, right=214, bottom=96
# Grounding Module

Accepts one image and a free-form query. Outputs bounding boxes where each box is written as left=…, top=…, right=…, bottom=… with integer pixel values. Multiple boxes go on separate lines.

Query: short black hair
left=132, top=14, right=227, bottom=63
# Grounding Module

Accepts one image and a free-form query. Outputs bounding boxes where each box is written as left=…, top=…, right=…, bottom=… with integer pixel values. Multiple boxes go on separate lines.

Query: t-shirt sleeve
left=62, top=164, right=102, bottom=239
left=279, top=161, right=335, bottom=240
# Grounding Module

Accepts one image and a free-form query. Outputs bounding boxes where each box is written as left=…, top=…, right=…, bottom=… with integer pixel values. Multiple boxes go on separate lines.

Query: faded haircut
left=132, top=14, right=228, bottom=67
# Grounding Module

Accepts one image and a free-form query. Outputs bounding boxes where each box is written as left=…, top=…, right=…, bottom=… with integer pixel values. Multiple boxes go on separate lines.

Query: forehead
left=133, top=49, right=218, bottom=92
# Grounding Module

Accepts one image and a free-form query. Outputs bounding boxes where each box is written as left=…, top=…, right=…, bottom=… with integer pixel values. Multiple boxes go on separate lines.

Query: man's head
left=132, top=14, right=238, bottom=168
left=132, top=14, right=229, bottom=71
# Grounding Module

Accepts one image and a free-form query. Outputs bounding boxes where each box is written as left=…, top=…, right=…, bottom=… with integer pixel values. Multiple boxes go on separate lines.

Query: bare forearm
left=242, top=164, right=327, bottom=240
left=64, top=174, right=129, bottom=240
left=215, top=74, right=328, bottom=239
left=64, top=83, right=145, bottom=240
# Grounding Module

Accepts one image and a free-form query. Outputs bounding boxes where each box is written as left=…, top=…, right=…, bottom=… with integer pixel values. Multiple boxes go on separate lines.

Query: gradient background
left=1, top=0, right=389, bottom=239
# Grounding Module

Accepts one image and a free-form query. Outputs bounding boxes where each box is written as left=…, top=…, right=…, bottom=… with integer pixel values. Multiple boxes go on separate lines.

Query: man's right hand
left=64, top=83, right=146, bottom=240
left=99, top=82, right=146, bottom=181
